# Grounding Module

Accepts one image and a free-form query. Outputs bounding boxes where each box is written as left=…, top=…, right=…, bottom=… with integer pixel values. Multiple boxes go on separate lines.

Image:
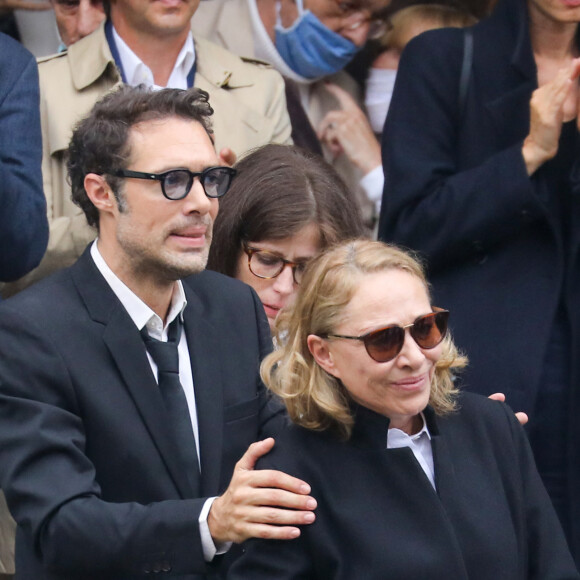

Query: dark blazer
left=378, top=0, right=580, bottom=558
left=0, top=249, right=281, bottom=579
left=228, top=394, right=579, bottom=579
left=0, top=33, right=48, bottom=284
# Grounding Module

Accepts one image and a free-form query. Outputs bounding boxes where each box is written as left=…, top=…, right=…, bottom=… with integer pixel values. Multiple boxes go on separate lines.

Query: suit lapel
left=193, top=37, right=275, bottom=148
left=49, top=25, right=122, bottom=157
left=182, top=284, right=224, bottom=497
left=103, top=315, right=197, bottom=498
left=71, top=250, right=196, bottom=499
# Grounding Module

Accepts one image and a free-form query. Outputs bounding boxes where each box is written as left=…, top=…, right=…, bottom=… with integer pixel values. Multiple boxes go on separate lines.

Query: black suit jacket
left=378, top=0, right=580, bottom=558
left=0, top=248, right=281, bottom=579
left=228, top=394, right=579, bottom=579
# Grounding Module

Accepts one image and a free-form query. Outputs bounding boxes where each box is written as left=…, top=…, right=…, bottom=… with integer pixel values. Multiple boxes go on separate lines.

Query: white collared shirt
left=387, top=413, right=436, bottom=489
left=360, top=165, right=384, bottom=216
left=112, top=26, right=196, bottom=89
left=90, top=241, right=226, bottom=561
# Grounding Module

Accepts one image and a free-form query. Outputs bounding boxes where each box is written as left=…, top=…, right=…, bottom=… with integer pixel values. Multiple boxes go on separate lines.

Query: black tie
left=141, top=318, right=201, bottom=496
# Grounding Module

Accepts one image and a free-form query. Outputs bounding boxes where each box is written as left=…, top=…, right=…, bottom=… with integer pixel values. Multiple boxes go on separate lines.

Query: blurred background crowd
left=2, top=0, right=580, bottom=574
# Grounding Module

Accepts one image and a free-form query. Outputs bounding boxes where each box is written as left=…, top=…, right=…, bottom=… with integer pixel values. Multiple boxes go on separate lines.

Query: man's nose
left=181, top=178, right=213, bottom=214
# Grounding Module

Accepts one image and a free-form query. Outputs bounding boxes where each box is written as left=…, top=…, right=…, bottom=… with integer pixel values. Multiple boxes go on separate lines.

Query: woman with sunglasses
left=207, top=143, right=366, bottom=333
left=378, top=0, right=580, bottom=561
left=227, top=239, right=577, bottom=579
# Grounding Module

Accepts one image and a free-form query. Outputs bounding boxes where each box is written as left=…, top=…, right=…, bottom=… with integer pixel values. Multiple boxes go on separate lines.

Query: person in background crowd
left=2, top=0, right=291, bottom=297
left=49, top=0, right=104, bottom=50
left=206, top=144, right=365, bottom=332
left=379, top=0, right=580, bottom=563
left=0, top=31, right=49, bottom=580
left=317, top=4, right=476, bottom=216
left=0, top=33, right=48, bottom=287
left=0, top=86, right=315, bottom=580
left=191, top=0, right=390, bottom=225
left=228, top=239, right=577, bottom=579
left=364, top=3, right=476, bottom=134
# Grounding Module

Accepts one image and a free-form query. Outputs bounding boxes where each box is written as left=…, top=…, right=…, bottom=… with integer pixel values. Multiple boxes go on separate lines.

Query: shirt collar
left=413, top=413, right=432, bottom=441
left=90, top=240, right=187, bottom=335
left=387, top=412, right=432, bottom=447
left=111, top=25, right=195, bottom=89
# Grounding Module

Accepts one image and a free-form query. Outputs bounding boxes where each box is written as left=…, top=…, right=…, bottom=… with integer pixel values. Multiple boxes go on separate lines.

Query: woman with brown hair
left=207, top=143, right=365, bottom=332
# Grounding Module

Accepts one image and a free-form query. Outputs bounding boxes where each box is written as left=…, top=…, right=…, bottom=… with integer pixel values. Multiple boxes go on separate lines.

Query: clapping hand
left=522, top=58, right=580, bottom=175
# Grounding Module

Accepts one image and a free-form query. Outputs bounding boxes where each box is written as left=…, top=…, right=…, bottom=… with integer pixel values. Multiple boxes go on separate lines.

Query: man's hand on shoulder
left=208, top=438, right=316, bottom=544
left=488, top=392, right=529, bottom=425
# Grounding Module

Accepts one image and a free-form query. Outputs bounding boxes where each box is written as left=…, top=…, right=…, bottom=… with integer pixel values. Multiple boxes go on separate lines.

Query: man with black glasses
left=0, top=86, right=315, bottom=580
left=3, top=0, right=291, bottom=297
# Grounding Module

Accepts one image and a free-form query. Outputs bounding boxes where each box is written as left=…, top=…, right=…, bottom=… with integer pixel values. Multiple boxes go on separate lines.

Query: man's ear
left=84, top=173, right=117, bottom=215
left=307, top=334, right=341, bottom=380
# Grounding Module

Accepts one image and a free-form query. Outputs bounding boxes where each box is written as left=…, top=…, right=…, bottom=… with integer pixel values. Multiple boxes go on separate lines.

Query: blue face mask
left=274, top=0, right=359, bottom=80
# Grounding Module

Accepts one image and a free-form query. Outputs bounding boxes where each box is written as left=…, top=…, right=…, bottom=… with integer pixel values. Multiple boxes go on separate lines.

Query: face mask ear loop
left=276, top=0, right=305, bottom=28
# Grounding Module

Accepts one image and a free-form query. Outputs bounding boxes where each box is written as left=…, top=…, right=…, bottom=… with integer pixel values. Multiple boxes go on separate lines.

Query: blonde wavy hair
left=261, top=240, right=467, bottom=440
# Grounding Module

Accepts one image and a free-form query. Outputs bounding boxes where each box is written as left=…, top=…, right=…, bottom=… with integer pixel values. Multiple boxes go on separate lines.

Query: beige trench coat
left=4, top=23, right=291, bottom=295
left=0, top=492, right=15, bottom=575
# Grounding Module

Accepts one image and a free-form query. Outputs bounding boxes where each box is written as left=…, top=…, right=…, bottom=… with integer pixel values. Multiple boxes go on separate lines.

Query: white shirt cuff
left=360, top=165, right=384, bottom=215
left=199, top=497, right=232, bottom=561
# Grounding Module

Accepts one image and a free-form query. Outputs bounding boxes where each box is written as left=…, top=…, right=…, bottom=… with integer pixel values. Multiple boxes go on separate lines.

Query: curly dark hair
left=67, top=85, right=214, bottom=228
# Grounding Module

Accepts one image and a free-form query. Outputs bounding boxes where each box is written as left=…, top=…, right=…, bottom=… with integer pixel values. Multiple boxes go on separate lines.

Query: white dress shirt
left=387, top=412, right=436, bottom=489
left=90, top=241, right=226, bottom=561
left=112, top=26, right=195, bottom=89
left=360, top=165, right=384, bottom=215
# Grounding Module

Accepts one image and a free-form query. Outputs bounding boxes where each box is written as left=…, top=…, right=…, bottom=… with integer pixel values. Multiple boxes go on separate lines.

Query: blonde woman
left=228, top=240, right=577, bottom=579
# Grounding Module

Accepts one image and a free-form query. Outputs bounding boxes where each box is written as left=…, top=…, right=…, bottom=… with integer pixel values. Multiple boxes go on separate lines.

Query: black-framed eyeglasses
left=113, top=166, right=236, bottom=200
left=243, top=245, right=311, bottom=285
left=320, top=308, right=449, bottom=363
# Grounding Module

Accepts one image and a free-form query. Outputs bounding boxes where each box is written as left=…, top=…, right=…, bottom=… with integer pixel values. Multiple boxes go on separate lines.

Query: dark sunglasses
left=321, top=309, right=449, bottom=363
left=113, top=166, right=236, bottom=200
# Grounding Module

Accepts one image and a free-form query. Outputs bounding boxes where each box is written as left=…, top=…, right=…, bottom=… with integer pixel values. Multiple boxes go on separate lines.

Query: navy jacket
left=378, top=0, right=580, bottom=559
left=228, top=394, right=578, bottom=579
left=0, top=249, right=281, bottom=579
left=0, top=33, right=48, bottom=284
